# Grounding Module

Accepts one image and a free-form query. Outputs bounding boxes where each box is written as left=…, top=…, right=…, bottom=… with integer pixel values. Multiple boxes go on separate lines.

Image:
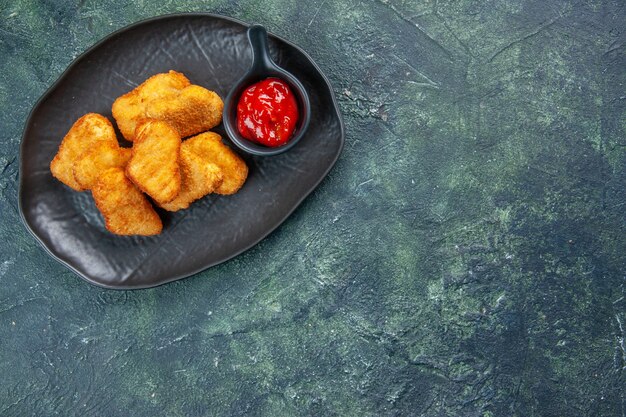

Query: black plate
left=18, top=14, right=344, bottom=289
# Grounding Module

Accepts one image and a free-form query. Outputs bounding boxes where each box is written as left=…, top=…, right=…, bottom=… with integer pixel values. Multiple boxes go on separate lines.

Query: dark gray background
left=1, top=1, right=624, bottom=416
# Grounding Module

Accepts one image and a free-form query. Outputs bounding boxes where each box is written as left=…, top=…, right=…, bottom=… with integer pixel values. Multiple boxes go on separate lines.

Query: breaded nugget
left=50, top=113, right=118, bottom=191
left=160, top=145, right=224, bottom=212
left=184, top=132, right=248, bottom=195
left=92, top=167, right=162, bottom=236
left=126, top=120, right=181, bottom=204
left=146, top=85, right=223, bottom=139
left=112, top=71, right=189, bottom=141
left=112, top=70, right=223, bottom=141
left=72, top=142, right=132, bottom=190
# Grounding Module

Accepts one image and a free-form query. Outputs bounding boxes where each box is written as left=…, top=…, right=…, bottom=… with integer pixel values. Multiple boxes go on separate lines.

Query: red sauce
left=236, top=77, right=299, bottom=147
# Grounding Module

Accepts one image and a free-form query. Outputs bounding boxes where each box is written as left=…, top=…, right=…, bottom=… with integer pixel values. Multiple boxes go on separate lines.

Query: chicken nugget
left=126, top=120, right=181, bottom=204
left=92, top=167, right=162, bottom=236
left=112, top=71, right=190, bottom=141
left=146, top=85, right=223, bottom=139
left=72, top=142, right=132, bottom=190
left=112, top=70, right=223, bottom=141
left=50, top=113, right=118, bottom=191
left=184, top=132, right=248, bottom=195
left=160, top=145, right=224, bottom=212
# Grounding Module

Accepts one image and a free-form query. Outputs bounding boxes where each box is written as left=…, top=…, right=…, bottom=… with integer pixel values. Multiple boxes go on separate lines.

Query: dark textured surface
left=19, top=14, right=343, bottom=288
left=1, top=1, right=625, bottom=416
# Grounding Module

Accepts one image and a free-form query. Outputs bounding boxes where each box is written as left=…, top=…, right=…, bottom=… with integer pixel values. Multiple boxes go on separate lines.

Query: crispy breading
left=92, top=167, right=162, bottom=236
left=126, top=120, right=181, bottom=204
left=72, top=142, right=132, bottom=190
left=112, top=71, right=190, bottom=141
left=160, top=145, right=224, bottom=212
left=50, top=113, right=118, bottom=191
left=146, top=85, right=223, bottom=139
left=112, top=70, right=223, bottom=141
left=184, top=132, right=248, bottom=195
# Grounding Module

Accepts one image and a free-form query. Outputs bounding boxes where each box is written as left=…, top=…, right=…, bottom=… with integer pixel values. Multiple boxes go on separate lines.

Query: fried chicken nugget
left=160, top=146, right=224, bottom=212
left=126, top=120, right=181, bottom=204
left=147, top=85, right=223, bottom=139
left=92, top=168, right=162, bottom=236
left=112, top=70, right=223, bottom=141
left=50, top=113, right=118, bottom=191
left=112, top=71, right=189, bottom=141
left=184, top=132, right=248, bottom=195
left=72, top=142, right=132, bottom=190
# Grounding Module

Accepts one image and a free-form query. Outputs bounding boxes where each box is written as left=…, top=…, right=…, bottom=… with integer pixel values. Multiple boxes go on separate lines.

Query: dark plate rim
left=17, top=12, right=345, bottom=290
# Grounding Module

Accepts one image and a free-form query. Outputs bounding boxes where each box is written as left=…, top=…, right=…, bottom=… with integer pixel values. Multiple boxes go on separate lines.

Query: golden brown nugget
left=184, top=132, right=248, bottom=195
left=112, top=71, right=189, bottom=141
left=160, top=146, right=224, bottom=212
left=92, top=168, right=162, bottom=236
left=72, top=142, right=132, bottom=190
left=126, top=120, right=181, bottom=204
left=112, top=70, right=223, bottom=141
left=50, top=113, right=118, bottom=191
left=146, top=85, right=223, bottom=139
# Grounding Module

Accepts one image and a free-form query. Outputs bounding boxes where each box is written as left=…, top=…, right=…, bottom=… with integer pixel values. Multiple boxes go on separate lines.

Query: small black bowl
left=223, top=25, right=311, bottom=156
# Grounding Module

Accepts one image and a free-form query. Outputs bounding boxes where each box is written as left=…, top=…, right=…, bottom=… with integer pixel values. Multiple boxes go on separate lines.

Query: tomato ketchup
left=236, top=77, right=299, bottom=147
